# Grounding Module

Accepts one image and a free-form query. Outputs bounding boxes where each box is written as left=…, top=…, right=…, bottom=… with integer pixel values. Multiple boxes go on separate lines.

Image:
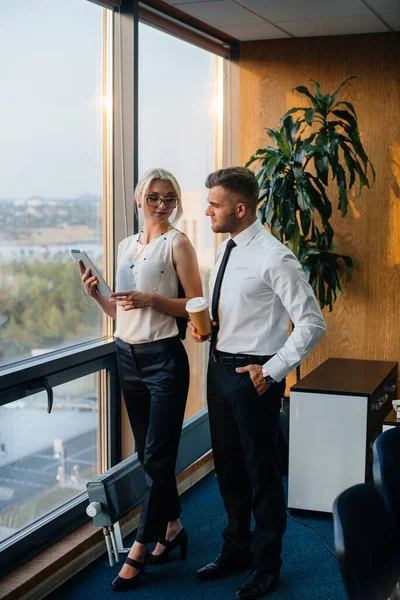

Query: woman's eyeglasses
left=145, top=194, right=178, bottom=208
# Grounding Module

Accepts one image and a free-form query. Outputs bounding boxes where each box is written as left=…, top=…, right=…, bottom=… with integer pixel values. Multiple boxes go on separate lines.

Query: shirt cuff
left=262, top=354, right=290, bottom=383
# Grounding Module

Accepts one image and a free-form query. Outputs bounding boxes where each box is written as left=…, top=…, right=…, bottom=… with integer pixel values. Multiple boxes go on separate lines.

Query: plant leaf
left=336, top=164, right=348, bottom=216
left=280, top=189, right=296, bottom=240
left=308, top=174, right=332, bottom=218
left=265, top=194, right=275, bottom=225
left=342, top=144, right=356, bottom=189
left=283, top=116, right=301, bottom=147
left=327, top=125, right=339, bottom=176
left=279, top=107, right=308, bottom=123
left=294, top=85, right=317, bottom=107
left=330, top=75, right=357, bottom=105
left=265, top=153, right=282, bottom=177
left=266, top=127, right=281, bottom=148
left=299, top=207, right=311, bottom=238
left=332, top=109, right=358, bottom=130
left=316, top=129, right=329, bottom=152
left=245, top=148, right=269, bottom=167
left=345, top=126, right=368, bottom=167
left=310, top=79, right=331, bottom=109
left=304, top=108, right=316, bottom=126
left=333, top=100, right=357, bottom=118
left=287, top=220, right=300, bottom=256
left=257, top=202, right=267, bottom=224
left=271, top=215, right=282, bottom=240
left=314, top=153, right=329, bottom=186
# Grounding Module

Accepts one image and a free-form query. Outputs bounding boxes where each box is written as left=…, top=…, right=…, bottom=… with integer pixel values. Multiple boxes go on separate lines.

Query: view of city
left=0, top=0, right=104, bottom=546
left=0, top=0, right=220, bottom=549
left=0, top=191, right=103, bottom=544
left=0, top=374, right=98, bottom=544
left=0, top=195, right=103, bottom=367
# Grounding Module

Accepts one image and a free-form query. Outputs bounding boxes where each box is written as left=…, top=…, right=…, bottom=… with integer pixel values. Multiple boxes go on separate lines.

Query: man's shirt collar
left=229, top=219, right=263, bottom=250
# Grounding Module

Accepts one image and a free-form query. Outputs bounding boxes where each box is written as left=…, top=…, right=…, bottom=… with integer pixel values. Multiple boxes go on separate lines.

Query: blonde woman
left=79, top=169, right=202, bottom=591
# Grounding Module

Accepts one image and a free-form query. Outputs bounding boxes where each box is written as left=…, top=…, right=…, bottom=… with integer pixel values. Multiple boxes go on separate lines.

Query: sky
left=0, top=0, right=218, bottom=199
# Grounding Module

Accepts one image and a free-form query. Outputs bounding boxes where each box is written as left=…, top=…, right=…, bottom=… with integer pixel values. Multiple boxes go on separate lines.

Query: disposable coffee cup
left=186, top=297, right=212, bottom=336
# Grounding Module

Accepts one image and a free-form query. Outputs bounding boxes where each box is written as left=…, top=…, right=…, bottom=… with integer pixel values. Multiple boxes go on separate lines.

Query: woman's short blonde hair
left=135, top=168, right=183, bottom=224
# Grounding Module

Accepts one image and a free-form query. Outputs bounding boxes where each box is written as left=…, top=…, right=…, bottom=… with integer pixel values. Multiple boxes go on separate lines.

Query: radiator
left=86, top=408, right=211, bottom=527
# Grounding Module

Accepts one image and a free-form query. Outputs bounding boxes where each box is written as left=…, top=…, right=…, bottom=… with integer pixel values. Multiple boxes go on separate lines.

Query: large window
left=0, top=2, right=227, bottom=577
left=0, top=0, right=105, bottom=368
left=138, top=24, right=223, bottom=419
left=0, top=340, right=120, bottom=576
left=0, top=373, right=99, bottom=545
left=0, top=0, right=119, bottom=576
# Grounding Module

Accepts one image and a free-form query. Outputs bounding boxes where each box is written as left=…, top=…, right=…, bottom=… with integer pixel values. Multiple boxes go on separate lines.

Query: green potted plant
left=246, top=76, right=375, bottom=313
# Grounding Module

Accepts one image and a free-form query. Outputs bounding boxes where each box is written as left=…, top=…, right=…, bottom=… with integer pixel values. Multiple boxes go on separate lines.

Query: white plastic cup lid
left=185, top=297, right=209, bottom=313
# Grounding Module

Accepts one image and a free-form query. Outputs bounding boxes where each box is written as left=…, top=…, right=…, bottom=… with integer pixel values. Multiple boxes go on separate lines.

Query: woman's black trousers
left=115, top=336, right=189, bottom=543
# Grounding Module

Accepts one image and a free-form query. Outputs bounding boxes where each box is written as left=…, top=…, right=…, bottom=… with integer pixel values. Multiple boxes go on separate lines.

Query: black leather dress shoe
left=235, top=569, right=280, bottom=599
left=193, top=553, right=253, bottom=581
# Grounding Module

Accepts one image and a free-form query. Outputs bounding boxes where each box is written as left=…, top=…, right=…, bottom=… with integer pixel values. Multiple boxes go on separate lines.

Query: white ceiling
left=162, top=0, right=400, bottom=40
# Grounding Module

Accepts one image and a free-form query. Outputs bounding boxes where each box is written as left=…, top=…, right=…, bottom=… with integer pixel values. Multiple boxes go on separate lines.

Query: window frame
left=0, top=0, right=121, bottom=575
left=0, top=338, right=121, bottom=578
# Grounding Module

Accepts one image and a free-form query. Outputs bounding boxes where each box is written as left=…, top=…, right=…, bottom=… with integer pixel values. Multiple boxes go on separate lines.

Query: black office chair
left=333, top=483, right=400, bottom=600
left=373, top=427, right=400, bottom=533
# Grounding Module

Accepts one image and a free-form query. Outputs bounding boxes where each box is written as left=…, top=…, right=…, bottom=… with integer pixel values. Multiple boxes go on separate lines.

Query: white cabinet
left=288, top=358, right=398, bottom=513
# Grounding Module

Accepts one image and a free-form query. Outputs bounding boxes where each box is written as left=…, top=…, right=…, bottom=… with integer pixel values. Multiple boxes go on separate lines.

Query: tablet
left=70, top=249, right=112, bottom=298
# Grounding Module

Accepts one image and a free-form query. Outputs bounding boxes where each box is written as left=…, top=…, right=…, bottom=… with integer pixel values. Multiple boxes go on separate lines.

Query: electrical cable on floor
left=286, top=509, right=337, bottom=557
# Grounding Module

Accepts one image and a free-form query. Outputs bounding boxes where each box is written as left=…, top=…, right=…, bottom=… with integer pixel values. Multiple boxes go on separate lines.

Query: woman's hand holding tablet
left=70, top=249, right=127, bottom=299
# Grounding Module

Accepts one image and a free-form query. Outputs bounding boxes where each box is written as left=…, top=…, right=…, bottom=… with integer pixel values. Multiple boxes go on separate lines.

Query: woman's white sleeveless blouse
left=114, top=228, right=180, bottom=344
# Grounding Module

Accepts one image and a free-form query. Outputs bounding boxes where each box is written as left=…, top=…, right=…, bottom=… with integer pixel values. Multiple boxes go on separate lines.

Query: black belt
left=212, top=350, right=272, bottom=367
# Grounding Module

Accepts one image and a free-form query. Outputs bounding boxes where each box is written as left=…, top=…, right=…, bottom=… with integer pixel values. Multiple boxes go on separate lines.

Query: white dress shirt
left=209, top=219, right=326, bottom=382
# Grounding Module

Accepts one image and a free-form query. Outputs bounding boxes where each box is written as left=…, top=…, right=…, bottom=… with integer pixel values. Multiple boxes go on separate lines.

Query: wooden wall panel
left=239, top=33, right=400, bottom=387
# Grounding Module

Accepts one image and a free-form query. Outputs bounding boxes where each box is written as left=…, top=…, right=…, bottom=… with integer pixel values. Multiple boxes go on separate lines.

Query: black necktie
left=210, top=238, right=236, bottom=357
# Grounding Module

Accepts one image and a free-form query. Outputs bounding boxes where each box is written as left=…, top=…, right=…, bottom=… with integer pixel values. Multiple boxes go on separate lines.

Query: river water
left=0, top=242, right=102, bottom=261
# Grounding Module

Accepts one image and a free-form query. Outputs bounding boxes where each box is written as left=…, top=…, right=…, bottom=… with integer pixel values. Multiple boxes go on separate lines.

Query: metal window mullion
left=113, top=0, right=137, bottom=251
left=103, top=7, right=115, bottom=339
left=222, top=42, right=240, bottom=170
left=110, top=0, right=136, bottom=466
left=108, top=354, right=122, bottom=466
left=98, top=356, right=122, bottom=472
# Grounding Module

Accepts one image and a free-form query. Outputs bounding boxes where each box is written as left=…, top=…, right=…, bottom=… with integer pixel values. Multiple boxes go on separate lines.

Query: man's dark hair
left=205, top=167, right=259, bottom=211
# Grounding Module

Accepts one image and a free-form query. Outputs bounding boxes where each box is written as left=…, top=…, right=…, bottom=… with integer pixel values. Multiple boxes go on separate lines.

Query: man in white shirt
left=189, top=167, right=326, bottom=599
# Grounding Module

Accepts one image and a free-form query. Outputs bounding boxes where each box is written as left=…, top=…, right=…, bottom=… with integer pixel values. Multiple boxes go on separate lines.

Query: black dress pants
left=207, top=357, right=287, bottom=573
left=115, top=336, right=189, bottom=543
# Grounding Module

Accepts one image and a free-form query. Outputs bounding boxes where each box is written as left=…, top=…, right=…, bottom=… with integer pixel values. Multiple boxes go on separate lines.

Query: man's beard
left=212, top=209, right=240, bottom=233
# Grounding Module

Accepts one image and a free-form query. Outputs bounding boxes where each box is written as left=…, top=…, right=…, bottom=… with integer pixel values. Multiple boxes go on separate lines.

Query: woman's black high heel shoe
left=111, top=556, right=146, bottom=592
left=147, top=528, right=188, bottom=565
